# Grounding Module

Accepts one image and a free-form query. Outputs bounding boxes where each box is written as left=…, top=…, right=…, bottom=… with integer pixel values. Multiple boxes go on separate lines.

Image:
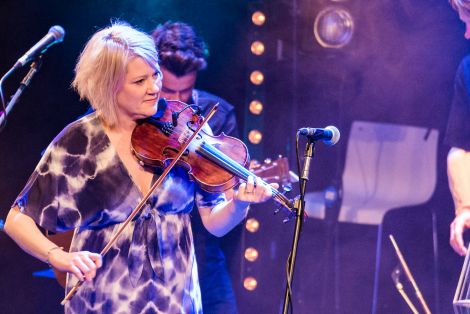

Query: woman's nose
left=149, top=78, right=161, bottom=94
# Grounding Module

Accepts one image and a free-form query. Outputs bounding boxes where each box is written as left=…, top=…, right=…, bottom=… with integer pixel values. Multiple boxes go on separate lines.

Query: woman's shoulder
left=40, top=112, right=108, bottom=162
left=51, top=112, right=104, bottom=148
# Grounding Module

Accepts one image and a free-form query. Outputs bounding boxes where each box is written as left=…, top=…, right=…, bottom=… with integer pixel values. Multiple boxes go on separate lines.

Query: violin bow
left=61, top=104, right=219, bottom=305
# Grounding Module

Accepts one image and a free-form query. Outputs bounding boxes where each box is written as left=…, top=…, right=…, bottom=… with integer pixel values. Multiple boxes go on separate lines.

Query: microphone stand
left=282, top=138, right=315, bottom=314
left=0, top=56, right=42, bottom=131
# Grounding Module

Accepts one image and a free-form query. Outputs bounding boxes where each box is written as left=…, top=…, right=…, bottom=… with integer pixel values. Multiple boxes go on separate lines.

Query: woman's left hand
left=234, top=175, right=278, bottom=204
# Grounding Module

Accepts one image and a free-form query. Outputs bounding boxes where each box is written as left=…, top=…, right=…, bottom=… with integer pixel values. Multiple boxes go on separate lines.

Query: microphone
left=14, top=25, right=65, bottom=69
left=298, top=125, right=340, bottom=146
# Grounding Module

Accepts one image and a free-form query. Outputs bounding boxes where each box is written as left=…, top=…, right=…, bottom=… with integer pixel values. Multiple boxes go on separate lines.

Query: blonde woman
left=4, top=22, right=272, bottom=313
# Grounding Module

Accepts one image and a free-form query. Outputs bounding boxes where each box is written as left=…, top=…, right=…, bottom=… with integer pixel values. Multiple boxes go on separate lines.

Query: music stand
left=389, top=234, right=431, bottom=314
left=453, top=243, right=470, bottom=314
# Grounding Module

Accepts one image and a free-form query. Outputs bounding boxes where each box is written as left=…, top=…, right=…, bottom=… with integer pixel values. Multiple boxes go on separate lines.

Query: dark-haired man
left=152, top=21, right=240, bottom=314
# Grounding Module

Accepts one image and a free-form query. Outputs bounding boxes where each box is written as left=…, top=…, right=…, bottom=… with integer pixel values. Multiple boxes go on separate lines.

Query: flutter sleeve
left=13, top=136, right=79, bottom=233
left=12, top=115, right=137, bottom=233
left=194, top=185, right=226, bottom=210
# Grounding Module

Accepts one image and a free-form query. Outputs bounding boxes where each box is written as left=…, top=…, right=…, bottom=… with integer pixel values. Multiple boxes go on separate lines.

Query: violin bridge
left=178, top=127, right=194, bottom=144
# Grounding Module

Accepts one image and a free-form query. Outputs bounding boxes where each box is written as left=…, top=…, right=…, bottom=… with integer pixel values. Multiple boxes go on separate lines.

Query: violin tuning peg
left=283, top=216, right=292, bottom=224
left=250, top=159, right=261, bottom=169
left=283, top=211, right=296, bottom=223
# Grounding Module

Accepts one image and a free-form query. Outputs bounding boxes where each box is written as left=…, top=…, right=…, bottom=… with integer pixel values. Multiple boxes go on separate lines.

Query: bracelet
left=46, top=246, right=64, bottom=267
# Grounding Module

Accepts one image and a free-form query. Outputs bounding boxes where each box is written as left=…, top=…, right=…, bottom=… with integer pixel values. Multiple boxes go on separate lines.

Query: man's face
left=160, top=67, right=197, bottom=103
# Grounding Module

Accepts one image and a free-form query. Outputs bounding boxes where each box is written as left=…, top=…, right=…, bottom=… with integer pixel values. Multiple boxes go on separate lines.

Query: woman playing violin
left=4, top=22, right=273, bottom=314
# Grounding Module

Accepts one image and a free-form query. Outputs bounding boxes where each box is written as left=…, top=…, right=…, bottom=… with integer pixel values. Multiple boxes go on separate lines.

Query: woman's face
left=115, top=57, right=162, bottom=123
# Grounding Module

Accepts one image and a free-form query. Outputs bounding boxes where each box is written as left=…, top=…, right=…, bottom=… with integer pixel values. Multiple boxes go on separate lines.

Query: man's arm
left=448, top=147, right=470, bottom=255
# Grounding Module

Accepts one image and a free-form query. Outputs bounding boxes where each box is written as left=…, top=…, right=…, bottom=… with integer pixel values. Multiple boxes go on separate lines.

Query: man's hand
left=450, top=210, right=470, bottom=256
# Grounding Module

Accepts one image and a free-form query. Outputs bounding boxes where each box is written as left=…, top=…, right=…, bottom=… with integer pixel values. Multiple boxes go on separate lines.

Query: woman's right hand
left=48, top=248, right=103, bottom=282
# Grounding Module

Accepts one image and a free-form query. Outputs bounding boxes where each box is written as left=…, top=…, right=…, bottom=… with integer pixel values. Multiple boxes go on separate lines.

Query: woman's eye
left=134, top=79, right=145, bottom=84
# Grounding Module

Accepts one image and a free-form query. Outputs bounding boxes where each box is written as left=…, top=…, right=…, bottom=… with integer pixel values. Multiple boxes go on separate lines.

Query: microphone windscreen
left=324, top=126, right=340, bottom=146
left=49, top=25, right=65, bottom=42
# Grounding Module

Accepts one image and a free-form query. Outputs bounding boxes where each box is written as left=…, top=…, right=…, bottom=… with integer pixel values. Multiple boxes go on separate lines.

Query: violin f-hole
left=163, top=146, right=189, bottom=158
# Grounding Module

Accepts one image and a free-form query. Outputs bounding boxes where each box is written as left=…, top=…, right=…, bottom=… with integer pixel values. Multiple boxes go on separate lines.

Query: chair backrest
left=338, top=120, right=439, bottom=224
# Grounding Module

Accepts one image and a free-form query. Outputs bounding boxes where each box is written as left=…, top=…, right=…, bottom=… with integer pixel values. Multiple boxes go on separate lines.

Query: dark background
left=0, top=0, right=468, bottom=313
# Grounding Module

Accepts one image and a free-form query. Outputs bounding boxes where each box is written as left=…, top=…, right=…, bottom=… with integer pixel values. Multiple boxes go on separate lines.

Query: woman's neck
left=105, top=115, right=137, bottom=135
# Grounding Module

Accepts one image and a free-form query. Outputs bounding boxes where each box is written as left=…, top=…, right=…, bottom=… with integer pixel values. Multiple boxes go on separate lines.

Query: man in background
left=151, top=21, right=240, bottom=314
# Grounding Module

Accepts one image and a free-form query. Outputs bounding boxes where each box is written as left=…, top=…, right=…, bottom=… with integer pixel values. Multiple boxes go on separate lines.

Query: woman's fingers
left=52, top=251, right=103, bottom=282
left=81, top=252, right=99, bottom=270
left=74, top=254, right=91, bottom=273
left=48, top=248, right=103, bottom=281
left=82, top=253, right=100, bottom=281
left=73, top=254, right=94, bottom=281
left=245, top=176, right=255, bottom=193
left=89, top=252, right=103, bottom=268
left=237, top=176, right=273, bottom=202
left=70, top=264, right=85, bottom=281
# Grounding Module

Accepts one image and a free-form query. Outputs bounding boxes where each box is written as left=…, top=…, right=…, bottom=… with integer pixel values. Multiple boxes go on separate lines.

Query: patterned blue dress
left=14, top=113, right=225, bottom=313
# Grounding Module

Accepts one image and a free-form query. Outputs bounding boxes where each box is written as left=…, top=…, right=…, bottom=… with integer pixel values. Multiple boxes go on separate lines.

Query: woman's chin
left=149, top=106, right=158, bottom=117
left=142, top=106, right=158, bottom=118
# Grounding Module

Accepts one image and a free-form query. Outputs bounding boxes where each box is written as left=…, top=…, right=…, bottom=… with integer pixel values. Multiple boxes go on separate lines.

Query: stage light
left=249, top=100, right=263, bottom=115
left=248, top=130, right=263, bottom=144
left=314, top=6, right=354, bottom=48
left=252, top=11, right=266, bottom=26
left=250, top=40, right=265, bottom=56
left=244, top=247, right=259, bottom=262
left=246, top=218, right=260, bottom=233
left=250, top=70, right=264, bottom=85
left=243, top=276, right=258, bottom=291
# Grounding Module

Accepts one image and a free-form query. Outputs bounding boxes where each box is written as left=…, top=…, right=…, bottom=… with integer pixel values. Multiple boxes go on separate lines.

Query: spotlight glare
left=314, top=6, right=354, bottom=49
left=249, top=100, right=263, bottom=115
left=250, top=70, right=264, bottom=85
left=251, top=40, right=265, bottom=56
left=252, top=11, right=266, bottom=26
left=243, top=276, right=258, bottom=291
left=244, top=247, right=259, bottom=262
left=246, top=218, right=260, bottom=233
left=248, top=130, right=263, bottom=144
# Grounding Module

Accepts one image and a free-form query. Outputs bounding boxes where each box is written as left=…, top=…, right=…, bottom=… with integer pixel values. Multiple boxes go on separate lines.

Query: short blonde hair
left=450, top=0, right=470, bottom=15
left=72, top=22, right=159, bottom=128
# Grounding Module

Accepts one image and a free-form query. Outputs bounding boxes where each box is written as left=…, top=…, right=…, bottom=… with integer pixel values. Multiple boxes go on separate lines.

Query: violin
left=131, top=99, right=293, bottom=211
